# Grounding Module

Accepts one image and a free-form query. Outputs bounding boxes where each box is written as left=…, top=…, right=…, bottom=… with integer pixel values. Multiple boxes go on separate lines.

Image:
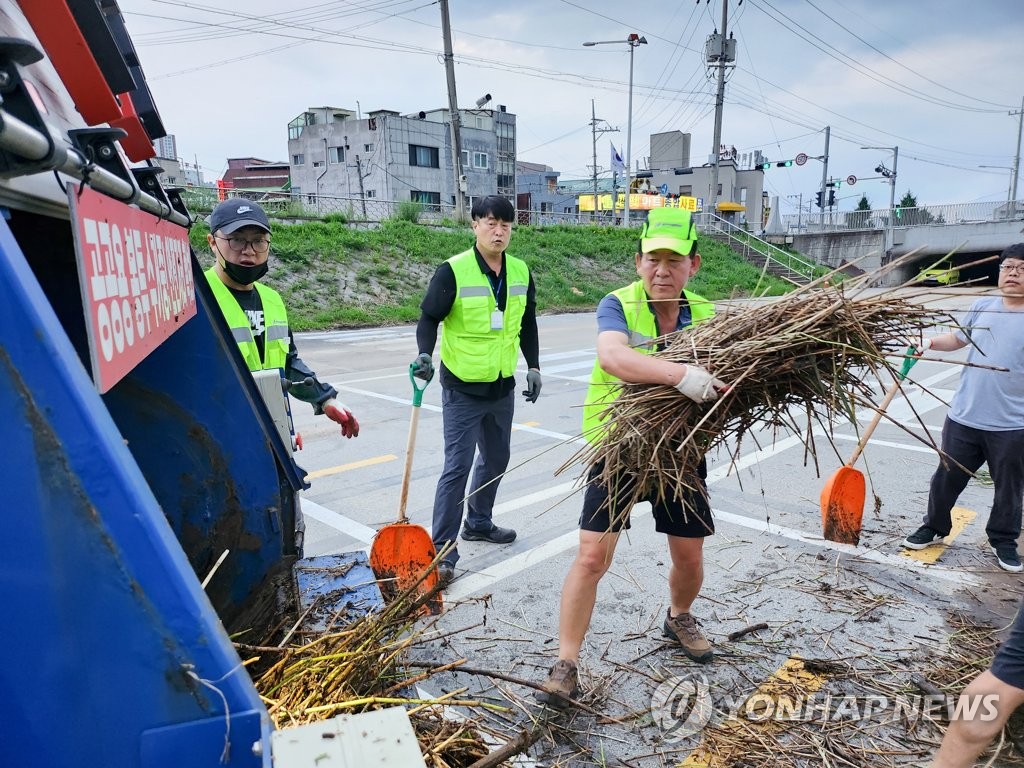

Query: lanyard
left=486, top=272, right=504, bottom=302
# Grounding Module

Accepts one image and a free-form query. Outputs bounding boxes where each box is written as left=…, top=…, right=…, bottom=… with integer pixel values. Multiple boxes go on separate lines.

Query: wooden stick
left=727, top=622, right=769, bottom=642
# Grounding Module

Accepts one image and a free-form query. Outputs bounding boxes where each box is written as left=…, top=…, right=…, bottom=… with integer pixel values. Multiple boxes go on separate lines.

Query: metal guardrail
left=696, top=212, right=818, bottom=282
left=781, top=200, right=1023, bottom=233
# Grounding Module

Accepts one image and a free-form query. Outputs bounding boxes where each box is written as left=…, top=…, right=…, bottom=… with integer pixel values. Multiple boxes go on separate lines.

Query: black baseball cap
left=208, top=199, right=271, bottom=235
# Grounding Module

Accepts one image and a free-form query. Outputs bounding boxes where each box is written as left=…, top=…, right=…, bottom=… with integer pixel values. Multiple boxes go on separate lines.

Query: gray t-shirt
left=948, top=296, right=1024, bottom=431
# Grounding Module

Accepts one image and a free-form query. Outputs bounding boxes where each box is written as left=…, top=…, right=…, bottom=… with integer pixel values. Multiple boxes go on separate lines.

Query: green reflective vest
left=440, top=248, right=530, bottom=382
left=581, top=280, right=715, bottom=444
left=205, top=268, right=290, bottom=372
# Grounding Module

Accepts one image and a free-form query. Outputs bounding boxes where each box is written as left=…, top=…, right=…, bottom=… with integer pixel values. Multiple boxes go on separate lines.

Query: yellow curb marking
left=512, top=421, right=541, bottom=430
left=681, top=657, right=828, bottom=767
left=305, top=454, right=396, bottom=480
left=901, top=506, right=977, bottom=564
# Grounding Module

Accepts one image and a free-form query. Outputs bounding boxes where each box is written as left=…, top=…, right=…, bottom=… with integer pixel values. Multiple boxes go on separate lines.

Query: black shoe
left=903, top=526, right=945, bottom=550
left=991, top=544, right=1023, bottom=573
left=437, top=562, right=455, bottom=587
left=461, top=524, right=516, bottom=544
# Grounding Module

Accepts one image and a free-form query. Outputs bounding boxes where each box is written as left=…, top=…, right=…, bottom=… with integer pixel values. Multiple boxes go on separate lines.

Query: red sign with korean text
left=69, top=184, right=196, bottom=393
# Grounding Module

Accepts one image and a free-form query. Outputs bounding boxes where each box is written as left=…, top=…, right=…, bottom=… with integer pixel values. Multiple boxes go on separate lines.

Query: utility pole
left=589, top=100, right=618, bottom=222
left=439, top=0, right=465, bottom=221
left=355, top=155, right=368, bottom=219
left=819, top=125, right=830, bottom=227
left=708, top=0, right=734, bottom=217
left=1010, top=96, right=1023, bottom=219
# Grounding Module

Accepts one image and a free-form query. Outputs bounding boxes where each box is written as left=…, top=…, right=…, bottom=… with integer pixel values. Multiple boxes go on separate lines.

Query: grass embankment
left=190, top=219, right=793, bottom=330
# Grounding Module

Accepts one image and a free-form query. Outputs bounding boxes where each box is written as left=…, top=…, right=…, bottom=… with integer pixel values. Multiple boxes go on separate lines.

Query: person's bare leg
left=932, top=670, right=1024, bottom=767
left=556, top=529, right=619, bottom=662
left=667, top=534, right=704, bottom=615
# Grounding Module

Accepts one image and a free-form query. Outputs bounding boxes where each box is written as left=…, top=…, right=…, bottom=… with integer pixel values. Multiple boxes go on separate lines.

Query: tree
left=846, top=194, right=872, bottom=228
left=896, top=189, right=933, bottom=225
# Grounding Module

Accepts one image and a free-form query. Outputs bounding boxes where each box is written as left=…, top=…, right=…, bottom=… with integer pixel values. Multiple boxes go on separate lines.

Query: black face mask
left=218, top=251, right=268, bottom=285
left=223, top=259, right=268, bottom=285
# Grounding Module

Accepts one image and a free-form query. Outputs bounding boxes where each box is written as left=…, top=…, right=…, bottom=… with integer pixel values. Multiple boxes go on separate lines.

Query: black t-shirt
left=228, top=286, right=266, bottom=358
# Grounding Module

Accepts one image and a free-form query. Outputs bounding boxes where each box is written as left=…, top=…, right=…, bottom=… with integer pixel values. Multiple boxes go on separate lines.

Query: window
left=679, top=185, right=693, bottom=196
left=365, top=190, right=376, bottom=198
left=459, top=151, right=487, bottom=170
left=313, top=160, right=324, bottom=168
left=291, top=187, right=301, bottom=198
left=328, top=146, right=345, bottom=164
left=540, top=202, right=551, bottom=212
left=364, top=143, right=375, bottom=152
left=409, top=144, right=439, bottom=168
left=292, top=153, right=304, bottom=165
left=410, top=191, right=441, bottom=208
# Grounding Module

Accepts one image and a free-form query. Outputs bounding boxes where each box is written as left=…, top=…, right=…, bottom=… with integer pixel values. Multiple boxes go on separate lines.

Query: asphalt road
left=288, top=288, right=1021, bottom=767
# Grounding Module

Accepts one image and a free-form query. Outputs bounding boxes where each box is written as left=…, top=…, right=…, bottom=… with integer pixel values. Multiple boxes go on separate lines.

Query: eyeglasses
left=999, top=263, right=1024, bottom=275
left=216, top=235, right=270, bottom=253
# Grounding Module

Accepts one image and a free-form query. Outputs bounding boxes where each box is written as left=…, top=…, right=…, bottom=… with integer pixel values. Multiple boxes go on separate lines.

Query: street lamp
left=862, top=145, right=898, bottom=255
left=979, top=164, right=1015, bottom=216
left=583, top=33, right=647, bottom=227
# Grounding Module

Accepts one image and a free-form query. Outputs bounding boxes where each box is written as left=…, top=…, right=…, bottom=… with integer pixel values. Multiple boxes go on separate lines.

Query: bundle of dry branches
left=562, top=274, right=955, bottom=525
left=243, top=573, right=500, bottom=766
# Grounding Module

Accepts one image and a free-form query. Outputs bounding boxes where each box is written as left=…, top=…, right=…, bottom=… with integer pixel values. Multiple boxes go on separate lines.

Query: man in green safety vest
left=205, top=199, right=359, bottom=438
left=536, top=207, right=728, bottom=708
left=410, top=196, right=541, bottom=587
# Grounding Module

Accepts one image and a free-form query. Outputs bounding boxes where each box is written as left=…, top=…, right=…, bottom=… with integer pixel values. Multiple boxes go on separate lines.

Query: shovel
left=369, top=366, right=442, bottom=614
left=820, top=352, right=918, bottom=545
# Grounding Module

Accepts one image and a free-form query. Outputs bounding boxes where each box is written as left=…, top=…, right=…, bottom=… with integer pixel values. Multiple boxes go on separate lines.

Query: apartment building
left=286, top=104, right=516, bottom=212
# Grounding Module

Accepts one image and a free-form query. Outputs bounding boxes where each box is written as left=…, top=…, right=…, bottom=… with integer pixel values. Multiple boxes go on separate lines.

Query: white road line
left=446, top=530, right=580, bottom=600
left=492, top=481, right=580, bottom=517
left=302, top=498, right=376, bottom=545
left=711, top=509, right=980, bottom=586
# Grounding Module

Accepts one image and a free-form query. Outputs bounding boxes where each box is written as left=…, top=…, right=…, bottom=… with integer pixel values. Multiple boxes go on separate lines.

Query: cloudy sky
left=119, top=0, right=1024, bottom=216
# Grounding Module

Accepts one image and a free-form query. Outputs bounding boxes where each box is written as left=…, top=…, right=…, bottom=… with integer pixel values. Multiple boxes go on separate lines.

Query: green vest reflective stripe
left=440, top=248, right=530, bottom=382
left=205, top=268, right=290, bottom=372
left=581, top=280, right=714, bottom=443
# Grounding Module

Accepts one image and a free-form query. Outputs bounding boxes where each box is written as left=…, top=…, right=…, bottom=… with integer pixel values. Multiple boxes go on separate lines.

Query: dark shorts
left=991, top=599, right=1024, bottom=690
left=579, top=459, right=714, bottom=538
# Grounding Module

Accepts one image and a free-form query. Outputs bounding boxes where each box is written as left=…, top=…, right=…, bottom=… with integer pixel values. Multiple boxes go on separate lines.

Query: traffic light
left=760, top=162, right=771, bottom=170
left=815, top=190, right=824, bottom=208
left=895, top=207, right=902, bottom=220
left=827, top=189, right=836, bottom=207
left=776, top=160, right=793, bottom=168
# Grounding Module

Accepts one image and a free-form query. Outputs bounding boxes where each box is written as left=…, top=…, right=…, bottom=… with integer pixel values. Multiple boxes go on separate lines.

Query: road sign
left=659, top=183, right=669, bottom=195
left=795, top=152, right=808, bottom=166
left=847, top=174, right=857, bottom=186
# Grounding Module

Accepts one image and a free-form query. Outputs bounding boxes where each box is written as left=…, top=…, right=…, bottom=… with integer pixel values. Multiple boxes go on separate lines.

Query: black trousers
left=923, top=417, right=1024, bottom=547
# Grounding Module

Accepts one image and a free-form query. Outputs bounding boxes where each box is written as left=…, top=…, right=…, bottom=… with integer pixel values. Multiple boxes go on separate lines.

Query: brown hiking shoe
left=663, top=610, right=714, bottom=663
left=535, top=659, right=579, bottom=708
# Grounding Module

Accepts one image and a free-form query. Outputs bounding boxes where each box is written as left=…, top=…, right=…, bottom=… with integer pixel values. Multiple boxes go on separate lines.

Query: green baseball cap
left=639, top=207, right=698, bottom=256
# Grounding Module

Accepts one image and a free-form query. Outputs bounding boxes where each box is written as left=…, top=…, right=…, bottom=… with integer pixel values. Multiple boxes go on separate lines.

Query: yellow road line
left=513, top=420, right=541, bottom=430
left=305, top=454, right=396, bottom=480
left=681, top=657, right=828, bottom=767
left=901, top=506, right=977, bottom=564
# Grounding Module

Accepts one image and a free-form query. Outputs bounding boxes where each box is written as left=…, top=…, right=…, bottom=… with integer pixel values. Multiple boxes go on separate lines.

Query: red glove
left=322, top=399, right=360, bottom=438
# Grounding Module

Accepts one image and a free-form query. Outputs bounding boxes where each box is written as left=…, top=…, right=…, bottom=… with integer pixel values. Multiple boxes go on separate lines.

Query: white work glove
left=322, top=398, right=360, bottom=438
left=674, top=365, right=726, bottom=403
left=910, top=337, right=933, bottom=356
